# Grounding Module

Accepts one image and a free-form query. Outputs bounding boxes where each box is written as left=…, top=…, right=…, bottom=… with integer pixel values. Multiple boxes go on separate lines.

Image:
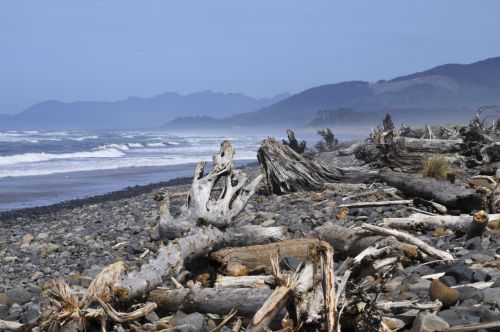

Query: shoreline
left=0, top=161, right=260, bottom=223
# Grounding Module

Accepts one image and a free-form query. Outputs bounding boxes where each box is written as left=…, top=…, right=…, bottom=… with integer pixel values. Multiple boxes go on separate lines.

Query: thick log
left=114, top=225, right=287, bottom=300
left=384, top=212, right=495, bottom=239
left=211, top=238, right=322, bottom=276
left=149, top=287, right=272, bottom=317
left=395, top=137, right=462, bottom=153
left=257, top=138, right=343, bottom=194
left=379, top=170, right=485, bottom=212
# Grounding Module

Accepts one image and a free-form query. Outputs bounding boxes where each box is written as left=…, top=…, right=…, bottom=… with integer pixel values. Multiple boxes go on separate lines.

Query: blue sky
left=1, top=0, right=500, bottom=114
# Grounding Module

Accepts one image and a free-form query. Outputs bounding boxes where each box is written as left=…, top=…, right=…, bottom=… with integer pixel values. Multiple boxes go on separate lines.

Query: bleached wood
left=338, top=199, right=413, bottom=208
left=0, top=320, right=24, bottom=331
left=257, top=138, right=343, bottom=194
left=214, top=275, right=275, bottom=289
left=115, top=225, right=287, bottom=299
left=361, top=223, right=454, bottom=261
left=153, top=140, right=264, bottom=239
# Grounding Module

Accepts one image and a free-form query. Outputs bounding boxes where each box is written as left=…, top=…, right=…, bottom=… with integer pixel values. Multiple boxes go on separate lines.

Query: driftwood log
left=149, top=287, right=273, bottom=317
left=113, top=141, right=289, bottom=300
left=257, top=138, right=344, bottom=194
left=315, top=222, right=419, bottom=260
left=114, top=225, right=287, bottom=300
left=384, top=211, right=493, bottom=239
left=211, top=238, right=322, bottom=276
left=395, top=137, right=462, bottom=153
left=379, top=170, right=485, bottom=211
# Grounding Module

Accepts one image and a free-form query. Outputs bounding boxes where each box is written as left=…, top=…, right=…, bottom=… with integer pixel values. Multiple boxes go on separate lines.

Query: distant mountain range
left=2, top=57, right=500, bottom=131
left=163, top=57, right=500, bottom=130
left=0, top=91, right=290, bottom=130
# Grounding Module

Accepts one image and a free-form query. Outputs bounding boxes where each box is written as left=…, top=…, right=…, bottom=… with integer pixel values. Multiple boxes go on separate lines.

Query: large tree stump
left=257, top=138, right=344, bottom=194
left=153, top=140, right=264, bottom=239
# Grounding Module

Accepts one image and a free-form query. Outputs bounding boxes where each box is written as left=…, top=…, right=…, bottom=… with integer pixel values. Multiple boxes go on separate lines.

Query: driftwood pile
left=3, top=120, right=500, bottom=331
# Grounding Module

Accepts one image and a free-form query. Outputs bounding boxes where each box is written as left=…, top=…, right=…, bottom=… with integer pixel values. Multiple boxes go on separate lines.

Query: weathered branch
left=361, top=223, right=454, bottom=261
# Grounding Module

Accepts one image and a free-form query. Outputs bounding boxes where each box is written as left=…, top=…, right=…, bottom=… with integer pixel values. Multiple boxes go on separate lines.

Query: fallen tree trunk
left=395, top=137, right=462, bottom=153
left=379, top=170, right=485, bottom=212
left=384, top=212, right=492, bottom=239
left=257, top=138, right=344, bottom=194
left=149, top=287, right=273, bottom=317
left=114, top=225, right=287, bottom=300
left=315, top=222, right=420, bottom=259
left=211, top=238, right=322, bottom=276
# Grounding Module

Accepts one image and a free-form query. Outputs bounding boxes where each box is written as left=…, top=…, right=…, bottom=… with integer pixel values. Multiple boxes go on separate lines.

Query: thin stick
left=210, top=309, right=238, bottom=332
left=361, top=224, right=454, bottom=261
left=339, top=200, right=413, bottom=208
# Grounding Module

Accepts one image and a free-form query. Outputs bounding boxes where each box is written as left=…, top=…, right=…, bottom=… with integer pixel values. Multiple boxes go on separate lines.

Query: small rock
left=6, top=287, right=32, bottom=306
left=22, top=234, right=34, bottom=244
left=446, top=264, right=473, bottom=283
left=0, top=304, right=8, bottom=320
left=80, top=276, right=93, bottom=288
left=482, top=287, right=500, bottom=305
left=36, top=232, right=49, bottom=240
left=260, top=219, right=275, bottom=227
left=127, top=241, right=143, bottom=255
left=143, top=311, right=159, bottom=323
left=429, top=279, right=459, bottom=307
left=411, top=311, right=449, bottom=332
left=20, top=305, right=40, bottom=324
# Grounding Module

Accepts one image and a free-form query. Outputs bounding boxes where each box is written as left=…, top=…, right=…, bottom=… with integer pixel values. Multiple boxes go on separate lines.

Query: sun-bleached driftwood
left=257, top=138, right=344, bottom=194
left=315, top=222, right=419, bottom=259
left=413, top=197, right=448, bottom=214
left=0, top=320, right=24, bottom=331
left=361, top=223, right=454, bottom=261
left=338, top=199, right=413, bottom=208
left=214, top=275, right=275, bottom=289
left=211, top=238, right=322, bottom=276
left=491, top=182, right=500, bottom=213
left=324, top=182, right=367, bottom=190
left=383, top=211, right=494, bottom=239
left=337, top=142, right=362, bottom=156
left=149, top=287, right=273, bottom=317
left=379, top=170, right=485, bottom=211
left=115, top=225, right=287, bottom=300
left=247, top=258, right=315, bottom=332
left=441, top=321, right=500, bottom=332
left=375, top=300, right=442, bottom=312
left=247, top=243, right=336, bottom=332
left=395, top=137, right=462, bottom=153
left=153, top=140, right=264, bottom=239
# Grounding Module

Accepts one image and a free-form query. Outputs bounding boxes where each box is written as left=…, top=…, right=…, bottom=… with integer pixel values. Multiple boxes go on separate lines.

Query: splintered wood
left=211, top=238, right=322, bottom=276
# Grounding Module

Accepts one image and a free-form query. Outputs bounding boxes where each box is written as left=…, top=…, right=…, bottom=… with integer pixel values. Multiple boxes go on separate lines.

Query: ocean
left=0, top=130, right=274, bottom=212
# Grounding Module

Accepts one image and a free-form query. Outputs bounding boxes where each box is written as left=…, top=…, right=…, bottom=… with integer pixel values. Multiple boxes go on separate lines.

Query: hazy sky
left=2, top=1, right=500, bottom=114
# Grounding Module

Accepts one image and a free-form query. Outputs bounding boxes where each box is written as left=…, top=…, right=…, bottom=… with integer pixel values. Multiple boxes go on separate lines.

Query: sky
left=1, top=1, right=500, bottom=114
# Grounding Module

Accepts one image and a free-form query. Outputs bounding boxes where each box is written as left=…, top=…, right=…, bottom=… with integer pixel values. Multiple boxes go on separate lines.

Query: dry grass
left=422, top=154, right=449, bottom=180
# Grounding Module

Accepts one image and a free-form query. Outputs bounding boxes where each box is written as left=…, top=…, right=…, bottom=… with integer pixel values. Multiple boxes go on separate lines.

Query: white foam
left=69, top=135, right=99, bottom=141
left=127, top=143, right=143, bottom=148
left=146, top=142, right=167, bottom=147
left=95, top=144, right=130, bottom=151
left=167, top=141, right=180, bottom=145
left=0, top=148, right=125, bottom=166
